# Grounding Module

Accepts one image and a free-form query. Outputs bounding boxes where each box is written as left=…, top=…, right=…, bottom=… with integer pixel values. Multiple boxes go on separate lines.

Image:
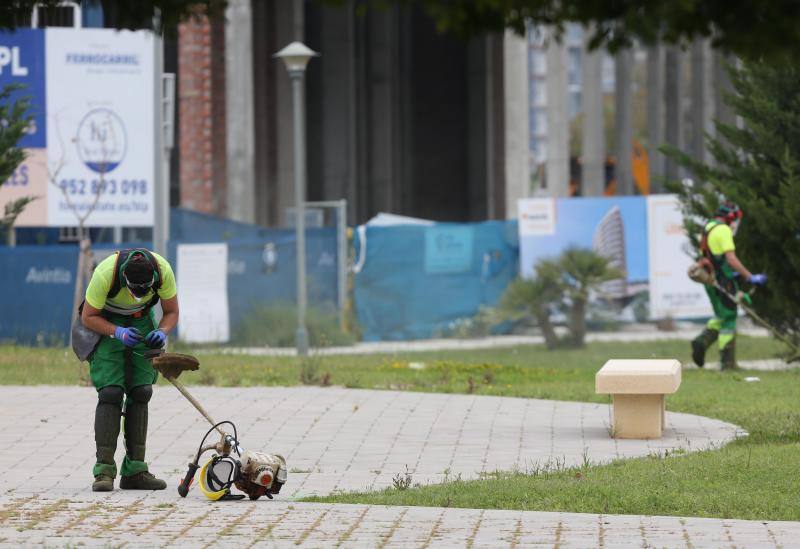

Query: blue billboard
left=0, top=29, right=46, bottom=148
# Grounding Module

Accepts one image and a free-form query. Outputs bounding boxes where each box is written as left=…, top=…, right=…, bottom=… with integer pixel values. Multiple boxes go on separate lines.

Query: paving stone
left=0, top=386, right=796, bottom=547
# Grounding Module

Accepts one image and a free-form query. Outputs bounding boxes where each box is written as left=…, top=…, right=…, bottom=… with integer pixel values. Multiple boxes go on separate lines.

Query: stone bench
left=595, top=359, right=682, bottom=439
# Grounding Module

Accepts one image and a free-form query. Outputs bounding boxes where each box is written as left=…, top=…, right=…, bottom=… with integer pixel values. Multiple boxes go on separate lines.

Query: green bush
left=231, top=303, right=357, bottom=348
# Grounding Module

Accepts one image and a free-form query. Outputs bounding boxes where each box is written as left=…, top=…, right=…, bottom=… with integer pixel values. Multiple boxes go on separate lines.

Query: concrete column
left=545, top=30, right=569, bottom=197
left=646, top=44, right=664, bottom=192
left=225, top=0, right=256, bottom=223
left=664, top=46, right=684, bottom=182
left=467, top=36, right=488, bottom=220
left=581, top=32, right=605, bottom=196
left=366, top=7, right=397, bottom=214
left=485, top=34, right=504, bottom=219
left=293, top=0, right=304, bottom=41
left=714, top=52, right=737, bottom=129
left=690, top=38, right=713, bottom=164
left=251, top=0, right=278, bottom=226
left=319, top=3, right=357, bottom=208
left=614, top=48, right=633, bottom=195
left=503, top=29, right=529, bottom=217
left=275, top=1, right=301, bottom=225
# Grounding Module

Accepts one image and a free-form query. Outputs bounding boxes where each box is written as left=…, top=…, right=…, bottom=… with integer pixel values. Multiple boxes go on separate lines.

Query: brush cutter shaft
left=713, top=282, right=800, bottom=355
left=163, top=375, right=225, bottom=437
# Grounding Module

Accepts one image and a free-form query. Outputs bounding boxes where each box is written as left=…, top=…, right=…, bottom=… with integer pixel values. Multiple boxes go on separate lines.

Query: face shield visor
left=123, top=272, right=155, bottom=299
left=199, top=455, right=242, bottom=500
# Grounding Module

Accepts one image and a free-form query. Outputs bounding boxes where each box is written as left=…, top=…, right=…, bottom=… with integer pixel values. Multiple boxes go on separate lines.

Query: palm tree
left=499, top=259, right=562, bottom=349
left=558, top=247, right=625, bottom=346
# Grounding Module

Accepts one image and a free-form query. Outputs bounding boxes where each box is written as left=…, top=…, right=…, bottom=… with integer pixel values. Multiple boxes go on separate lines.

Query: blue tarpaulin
left=352, top=220, right=519, bottom=341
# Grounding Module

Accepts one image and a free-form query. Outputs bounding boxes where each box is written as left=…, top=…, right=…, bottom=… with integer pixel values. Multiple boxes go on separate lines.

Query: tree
left=665, top=61, right=800, bottom=346
left=329, top=0, right=800, bottom=60
left=499, top=248, right=622, bottom=348
left=498, top=259, right=561, bottom=349
left=557, top=247, right=623, bottom=346
left=0, top=1, right=224, bottom=32
left=0, top=83, right=36, bottom=243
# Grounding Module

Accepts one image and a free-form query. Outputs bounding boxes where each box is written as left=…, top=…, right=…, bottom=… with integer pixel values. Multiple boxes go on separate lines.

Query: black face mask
left=124, top=272, right=154, bottom=298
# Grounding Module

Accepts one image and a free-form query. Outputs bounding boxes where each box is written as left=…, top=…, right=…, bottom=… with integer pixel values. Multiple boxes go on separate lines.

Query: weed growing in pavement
left=392, top=466, right=413, bottom=490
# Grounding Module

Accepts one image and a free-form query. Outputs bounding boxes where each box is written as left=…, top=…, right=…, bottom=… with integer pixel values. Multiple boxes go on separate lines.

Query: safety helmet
left=714, top=201, right=743, bottom=226
left=198, top=455, right=242, bottom=501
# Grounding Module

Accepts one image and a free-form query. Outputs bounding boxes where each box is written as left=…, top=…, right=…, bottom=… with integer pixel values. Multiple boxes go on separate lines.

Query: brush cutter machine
left=688, top=260, right=800, bottom=362
left=143, top=349, right=288, bottom=501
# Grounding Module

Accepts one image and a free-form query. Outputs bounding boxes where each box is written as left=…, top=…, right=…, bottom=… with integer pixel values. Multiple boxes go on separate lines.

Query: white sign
left=647, top=195, right=713, bottom=319
left=177, top=243, right=230, bottom=343
left=45, top=28, right=155, bottom=227
left=518, top=198, right=556, bottom=236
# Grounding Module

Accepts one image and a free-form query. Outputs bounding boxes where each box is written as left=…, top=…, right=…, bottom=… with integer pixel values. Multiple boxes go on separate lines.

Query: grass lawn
left=1, top=335, right=798, bottom=519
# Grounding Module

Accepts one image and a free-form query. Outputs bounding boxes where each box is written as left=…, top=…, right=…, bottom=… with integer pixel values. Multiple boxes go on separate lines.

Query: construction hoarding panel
left=647, top=194, right=713, bottom=319
left=177, top=243, right=230, bottom=343
left=0, top=28, right=155, bottom=228
left=517, top=196, right=650, bottom=322
left=46, top=28, right=155, bottom=227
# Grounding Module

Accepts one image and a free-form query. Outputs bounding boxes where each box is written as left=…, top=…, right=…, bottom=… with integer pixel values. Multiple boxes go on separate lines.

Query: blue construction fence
left=352, top=221, right=519, bottom=341
left=0, top=209, right=340, bottom=345
left=0, top=209, right=519, bottom=345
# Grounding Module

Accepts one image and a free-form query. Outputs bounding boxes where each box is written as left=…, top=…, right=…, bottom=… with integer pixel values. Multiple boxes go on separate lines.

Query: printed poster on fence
left=647, top=195, right=713, bottom=319
left=0, top=28, right=155, bottom=227
left=177, top=243, right=230, bottom=343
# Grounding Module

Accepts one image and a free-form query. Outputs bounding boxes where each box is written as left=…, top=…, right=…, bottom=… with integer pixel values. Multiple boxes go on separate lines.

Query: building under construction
left=176, top=1, right=531, bottom=227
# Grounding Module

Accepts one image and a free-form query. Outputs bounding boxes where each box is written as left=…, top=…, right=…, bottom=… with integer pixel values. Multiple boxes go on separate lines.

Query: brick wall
left=178, top=15, right=227, bottom=217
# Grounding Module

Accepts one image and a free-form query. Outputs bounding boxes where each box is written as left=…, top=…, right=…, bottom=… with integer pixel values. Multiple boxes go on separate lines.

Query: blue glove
left=748, top=273, right=768, bottom=286
left=144, top=329, right=167, bottom=349
left=114, top=326, right=142, bottom=347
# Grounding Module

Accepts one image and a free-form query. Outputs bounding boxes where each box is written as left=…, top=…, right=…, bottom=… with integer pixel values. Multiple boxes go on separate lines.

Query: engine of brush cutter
left=180, top=421, right=288, bottom=501
left=234, top=450, right=287, bottom=499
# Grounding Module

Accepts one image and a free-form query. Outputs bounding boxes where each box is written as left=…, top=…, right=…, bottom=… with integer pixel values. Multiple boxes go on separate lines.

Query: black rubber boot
left=124, top=385, right=151, bottom=463
left=120, top=385, right=166, bottom=490
left=720, top=338, right=738, bottom=370
left=93, top=385, right=124, bottom=490
left=691, top=328, right=719, bottom=368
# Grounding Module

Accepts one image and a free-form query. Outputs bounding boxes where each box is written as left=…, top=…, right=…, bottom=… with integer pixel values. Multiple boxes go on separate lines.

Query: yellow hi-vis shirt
left=85, top=251, right=177, bottom=314
left=705, top=221, right=735, bottom=256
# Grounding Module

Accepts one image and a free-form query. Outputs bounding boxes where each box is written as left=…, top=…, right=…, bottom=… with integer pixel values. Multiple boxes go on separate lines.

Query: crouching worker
left=79, top=249, right=179, bottom=491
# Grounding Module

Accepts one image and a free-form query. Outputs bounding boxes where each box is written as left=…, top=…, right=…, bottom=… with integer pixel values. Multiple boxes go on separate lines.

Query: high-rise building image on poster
left=592, top=205, right=628, bottom=298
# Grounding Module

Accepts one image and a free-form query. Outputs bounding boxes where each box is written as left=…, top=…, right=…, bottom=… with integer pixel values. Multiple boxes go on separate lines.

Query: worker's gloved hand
left=144, top=329, right=167, bottom=349
left=114, top=326, right=142, bottom=347
left=748, top=273, right=768, bottom=286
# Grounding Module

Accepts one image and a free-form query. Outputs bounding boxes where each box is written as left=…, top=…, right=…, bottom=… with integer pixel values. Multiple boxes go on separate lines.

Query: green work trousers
left=89, top=310, right=158, bottom=477
left=704, top=277, right=738, bottom=349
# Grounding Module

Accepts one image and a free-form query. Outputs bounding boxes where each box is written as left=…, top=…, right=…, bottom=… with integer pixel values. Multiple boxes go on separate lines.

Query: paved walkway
left=1, top=386, right=796, bottom=547
left=211, top=327, right=797, bottom=372
left=213, top=326, right=774, bottom=356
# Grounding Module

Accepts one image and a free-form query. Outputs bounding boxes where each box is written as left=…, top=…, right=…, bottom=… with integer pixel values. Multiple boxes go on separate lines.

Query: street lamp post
left=274, top=41, right=319, bottom=356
